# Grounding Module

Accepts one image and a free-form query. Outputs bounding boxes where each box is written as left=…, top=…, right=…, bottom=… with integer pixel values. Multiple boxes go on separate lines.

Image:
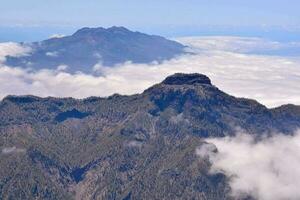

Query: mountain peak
left=162, top=73, right=212, bottom=86
left=107, top=26, right=130, bottom=32
left=6, top=26, right=186, bottom=73
left=73, top=26, right=130, bottom=36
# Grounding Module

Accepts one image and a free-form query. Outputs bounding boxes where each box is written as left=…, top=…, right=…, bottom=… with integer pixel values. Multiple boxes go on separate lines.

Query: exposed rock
left=0, top=73, right=299, bottom=199
left=162, top=73, right=212, bottom=85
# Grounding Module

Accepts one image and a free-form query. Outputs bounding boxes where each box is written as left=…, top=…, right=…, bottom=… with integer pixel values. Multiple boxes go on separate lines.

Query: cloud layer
left=197, top=131, right=300, bottom=200
left=178, top=36, right=300, bottom=55
left=0, top=37, right=300, bottom=107
left=1, top=38, right=300, bottom=199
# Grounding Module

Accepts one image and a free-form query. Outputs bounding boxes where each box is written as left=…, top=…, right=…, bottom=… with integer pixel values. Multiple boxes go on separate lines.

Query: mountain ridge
left=1, top=73, right=300, bottom=199
left=3, top=72, right=297, bottom=110
left=5, top=26, right=186, bottom=73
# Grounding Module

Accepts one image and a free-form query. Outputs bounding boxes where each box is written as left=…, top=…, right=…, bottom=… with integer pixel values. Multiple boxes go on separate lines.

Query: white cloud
left=46, top=51, right=59, bottom=57
left=196, top=142, right=217, bottom=159
left=177, top=36, right=281, bottom=53
left=49, top=34, right=65, bottom=39
left=197, top=131, right=300, bottom=200
left=0, top=42, right=31, bottom=62
left=56, top=64, right=68, bottom=71
left=0, top=37, right=299, bottom=107
left=177, top=36, right=300, bottom=54
left=2, top=146, right=26, bottom=154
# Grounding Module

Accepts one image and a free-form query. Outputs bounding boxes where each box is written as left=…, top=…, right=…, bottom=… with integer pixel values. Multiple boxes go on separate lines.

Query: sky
left=1, top=0, right=300, bottom=41
left=0, top=0, right=300, bottom=107
left=1, top=2, right=300, bottom=199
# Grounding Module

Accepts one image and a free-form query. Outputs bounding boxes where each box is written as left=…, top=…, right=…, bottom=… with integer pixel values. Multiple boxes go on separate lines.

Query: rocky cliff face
left=0, top=73, right=299, bottom=200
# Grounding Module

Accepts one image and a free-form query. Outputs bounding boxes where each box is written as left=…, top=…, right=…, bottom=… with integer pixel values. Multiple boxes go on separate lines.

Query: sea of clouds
left=1, top=36, right=300, bottom=200
left=197, top=130, right=300, bottom=200
left=0, top=36, right=300, bottom=108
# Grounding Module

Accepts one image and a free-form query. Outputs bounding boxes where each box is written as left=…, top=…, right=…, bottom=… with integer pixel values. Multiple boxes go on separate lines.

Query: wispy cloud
left=0, top=37, right=300, bottom=107
left=2, top=146, right=26, bottom=154
left=49, top=34, right=66, bottom=39
left=179, top=36, right=300, bottom=57
left=0, top=42, right=30, bottom=62
left=197, top=130, right=300, bottom=200
left=177, top=36, right=283, bottom=53
left=45, top=51, right=59, bottom=57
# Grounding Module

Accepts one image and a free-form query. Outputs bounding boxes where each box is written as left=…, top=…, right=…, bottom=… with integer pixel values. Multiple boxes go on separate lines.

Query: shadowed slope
left=5, top=26, right=186, bottom=73
left=0, top=73, right=299, bottom=199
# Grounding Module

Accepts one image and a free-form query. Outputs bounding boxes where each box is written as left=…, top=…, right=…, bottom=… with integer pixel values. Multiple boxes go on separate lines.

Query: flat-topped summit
left=162, top=73, right=212, bottom=85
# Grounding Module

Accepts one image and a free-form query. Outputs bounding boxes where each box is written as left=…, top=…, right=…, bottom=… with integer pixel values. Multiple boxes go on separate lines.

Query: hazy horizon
left=1, top=0, right=300, bottom=42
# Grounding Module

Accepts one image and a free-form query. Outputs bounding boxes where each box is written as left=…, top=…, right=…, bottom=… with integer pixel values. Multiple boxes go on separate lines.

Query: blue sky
left=1, top=0, right=300, bottom=41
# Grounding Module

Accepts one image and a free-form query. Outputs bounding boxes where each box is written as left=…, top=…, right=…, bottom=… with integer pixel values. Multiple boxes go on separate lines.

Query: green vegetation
left=0, top=74, right=299, bottom=199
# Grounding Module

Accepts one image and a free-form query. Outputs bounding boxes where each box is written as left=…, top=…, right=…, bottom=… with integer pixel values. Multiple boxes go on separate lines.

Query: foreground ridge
left=0, top=73, right=300, bottom=199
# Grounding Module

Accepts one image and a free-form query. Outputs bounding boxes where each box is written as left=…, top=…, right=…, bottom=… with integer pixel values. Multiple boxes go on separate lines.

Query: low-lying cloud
left=0, top=37, right=300, bottom=107
left=0, top=42, right=30, bottom=62
left=197, top=131, right=300, bottom=200
left=2, top=146, right=26, bottom=154
left=178, top=36, right=300, bottom=55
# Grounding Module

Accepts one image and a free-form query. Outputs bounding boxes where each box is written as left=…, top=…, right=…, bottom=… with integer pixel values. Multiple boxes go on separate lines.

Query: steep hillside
left=1, top=73, right=299, bottom=199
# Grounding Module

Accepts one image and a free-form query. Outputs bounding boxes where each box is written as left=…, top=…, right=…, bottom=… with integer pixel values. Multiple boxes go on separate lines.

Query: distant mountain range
left=5, top=26, right=186, bottom=73
left=1, top=73, right=299, bottom=199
